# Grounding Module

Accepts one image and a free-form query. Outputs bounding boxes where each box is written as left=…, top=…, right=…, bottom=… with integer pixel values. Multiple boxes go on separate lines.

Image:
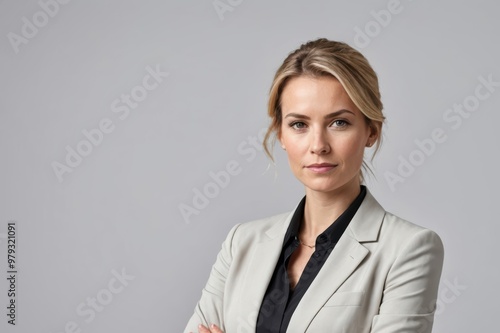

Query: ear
left=366, top=123, right=379, bottom=147
left=278, top=132, right=286, bottom=150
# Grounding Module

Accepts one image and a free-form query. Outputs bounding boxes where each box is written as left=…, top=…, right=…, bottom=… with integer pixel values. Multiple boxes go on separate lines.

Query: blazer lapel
left=236, top=211, right=294, bottom=331
left=287, top=190, right=386, bottom=332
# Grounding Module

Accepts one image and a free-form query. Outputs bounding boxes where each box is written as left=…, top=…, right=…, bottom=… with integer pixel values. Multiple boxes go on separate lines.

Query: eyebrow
left=283, top=109, right=355, bottom=120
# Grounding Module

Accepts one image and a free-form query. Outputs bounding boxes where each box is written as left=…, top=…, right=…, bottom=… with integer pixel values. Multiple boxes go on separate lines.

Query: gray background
left=0, top=0, right=498, bottom=332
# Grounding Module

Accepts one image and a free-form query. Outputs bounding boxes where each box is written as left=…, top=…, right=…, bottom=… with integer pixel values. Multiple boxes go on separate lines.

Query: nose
left=310, top=129, right=331, bottom=155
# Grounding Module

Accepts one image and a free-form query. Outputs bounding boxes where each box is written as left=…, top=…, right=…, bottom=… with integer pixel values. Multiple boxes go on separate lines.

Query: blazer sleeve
left=183, top=223, right=241, bottom=333
left=370, top=228, right=445, bottom=333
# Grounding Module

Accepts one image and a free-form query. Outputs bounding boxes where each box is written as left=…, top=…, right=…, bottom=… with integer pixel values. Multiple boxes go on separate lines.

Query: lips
left=306, top=163, right=337, bottom=173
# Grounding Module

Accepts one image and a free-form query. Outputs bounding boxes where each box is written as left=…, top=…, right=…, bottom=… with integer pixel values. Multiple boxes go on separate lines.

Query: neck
left=300, top=182, right=361, bottom=240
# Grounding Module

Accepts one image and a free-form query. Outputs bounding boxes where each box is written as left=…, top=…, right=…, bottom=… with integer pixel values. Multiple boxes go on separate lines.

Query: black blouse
left=255, top=186, right=367, bottom=333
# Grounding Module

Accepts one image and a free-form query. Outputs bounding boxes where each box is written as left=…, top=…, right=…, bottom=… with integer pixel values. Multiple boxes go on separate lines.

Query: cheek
left=281, top=134, right=304, bottom=157
left=337, top=137, right=367, bottom=162
left=285, top=146, right=304, bottom=166
left=282, top=142, right=307, bottom=171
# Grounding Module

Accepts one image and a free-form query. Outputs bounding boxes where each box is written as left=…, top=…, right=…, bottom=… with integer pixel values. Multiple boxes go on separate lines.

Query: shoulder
left=382, top=211, right=439, bottom=237
left=350, top=193, right=444, bottom=280
left=240, top=211, right=291, bottom=229
left=377, top=210, right=444, bottom=258
left=229, top=211, right=292, bottom=242
left=216, top=209, right=297, bottom=258
left=351, top=189, right=443, bottom=254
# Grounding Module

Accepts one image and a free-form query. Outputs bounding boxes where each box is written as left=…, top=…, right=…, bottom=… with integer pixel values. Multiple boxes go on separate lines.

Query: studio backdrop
left=0, top=1, right=498, bottom=332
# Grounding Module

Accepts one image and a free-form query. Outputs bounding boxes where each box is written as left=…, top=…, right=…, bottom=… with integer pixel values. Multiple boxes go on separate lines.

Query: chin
left=301, top=175, right=359, bottom=194
left=302, top=180, right=343, bottom=193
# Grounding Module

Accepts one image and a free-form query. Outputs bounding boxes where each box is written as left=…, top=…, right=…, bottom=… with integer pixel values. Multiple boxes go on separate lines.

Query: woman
left=184, top=38, right=444, bottom=333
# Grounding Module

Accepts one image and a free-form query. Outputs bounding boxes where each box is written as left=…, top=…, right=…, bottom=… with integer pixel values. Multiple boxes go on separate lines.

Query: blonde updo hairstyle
left=263, top=38, right=385, bottom=182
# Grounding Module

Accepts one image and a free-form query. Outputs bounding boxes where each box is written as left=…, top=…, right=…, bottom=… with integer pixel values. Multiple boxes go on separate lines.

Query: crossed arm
left=184, top=224, right=444, bottom=332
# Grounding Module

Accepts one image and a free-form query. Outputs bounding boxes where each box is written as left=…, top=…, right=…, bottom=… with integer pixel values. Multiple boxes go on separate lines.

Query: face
left=279, top=75, right=376, bottom=196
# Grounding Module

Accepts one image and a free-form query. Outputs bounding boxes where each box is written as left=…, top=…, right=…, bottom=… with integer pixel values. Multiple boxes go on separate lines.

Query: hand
left=194, top=324, right=224, bottom=333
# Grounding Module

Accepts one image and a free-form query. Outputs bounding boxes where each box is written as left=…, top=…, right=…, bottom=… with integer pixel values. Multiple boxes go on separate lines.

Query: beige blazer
left=184, top=189, right=444, bottom=333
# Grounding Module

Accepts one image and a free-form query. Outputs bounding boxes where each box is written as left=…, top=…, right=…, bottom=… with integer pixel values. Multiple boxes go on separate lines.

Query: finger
left=209, top=324, right=224, bottom=333
left=197, top=324, right=211, bottom=333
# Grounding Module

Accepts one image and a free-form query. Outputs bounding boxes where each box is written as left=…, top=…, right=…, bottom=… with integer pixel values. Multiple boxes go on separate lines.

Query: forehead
left=280, top=75, right=357, bottom=115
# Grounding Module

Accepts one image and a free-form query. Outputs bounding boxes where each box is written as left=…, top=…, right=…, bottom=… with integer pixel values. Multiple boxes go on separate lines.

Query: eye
left=289, top=121, right=307, bottom=130
left=331, top=119, right=349, bottom=128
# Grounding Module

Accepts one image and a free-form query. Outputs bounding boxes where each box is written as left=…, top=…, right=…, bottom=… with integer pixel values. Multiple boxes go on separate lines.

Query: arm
left=184, top=224, right=241, bottom=333
left=370, top=229, right=444, bottom=333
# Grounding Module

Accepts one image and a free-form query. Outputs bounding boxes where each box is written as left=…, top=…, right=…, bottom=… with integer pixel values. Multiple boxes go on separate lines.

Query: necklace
left=298, top=238, right=315, bottom=249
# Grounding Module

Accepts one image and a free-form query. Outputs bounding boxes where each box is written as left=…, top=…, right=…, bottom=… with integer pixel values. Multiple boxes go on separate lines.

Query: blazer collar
left=264, top=204, right=297, bottom=240
left=237, top=189, right=386, bottom=332
left=288, top=189, right=386, bottom=332
left=264, top=188, right=385, bottom=243
left=345, top=188, right=386, bottom=243
left=237, top=213, right=291, bottom=330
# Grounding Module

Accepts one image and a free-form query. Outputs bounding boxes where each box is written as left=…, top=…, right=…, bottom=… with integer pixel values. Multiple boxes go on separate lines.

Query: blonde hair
left=263, top=38, right=385, bottom=181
